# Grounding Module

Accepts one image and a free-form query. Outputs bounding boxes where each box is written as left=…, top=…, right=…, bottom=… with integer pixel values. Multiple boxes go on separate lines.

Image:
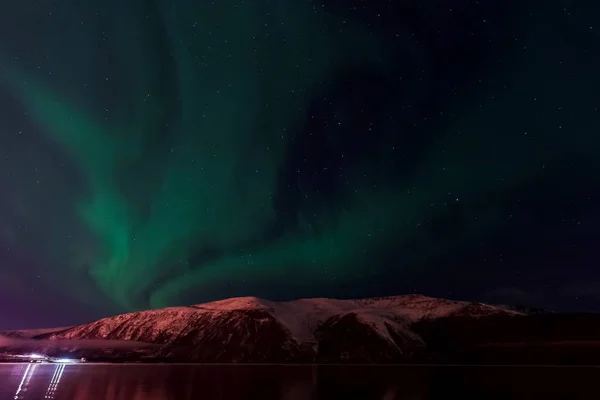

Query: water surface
left=0, top=363, right=596, bottom=399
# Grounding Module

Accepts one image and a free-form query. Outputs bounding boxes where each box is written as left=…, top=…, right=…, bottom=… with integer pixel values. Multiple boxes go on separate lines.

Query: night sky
left=0, top=0, right=598, bottom=328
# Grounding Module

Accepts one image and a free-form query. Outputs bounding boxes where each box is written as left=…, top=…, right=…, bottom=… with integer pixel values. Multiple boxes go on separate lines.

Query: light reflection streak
left=44, top=364, right=66, bottom=399
left=14, top=363, right=38, bottom=399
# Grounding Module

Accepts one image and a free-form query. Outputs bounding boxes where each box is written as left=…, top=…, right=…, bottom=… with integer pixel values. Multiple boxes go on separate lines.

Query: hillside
left=1, top=327, right=71, bottom=339
left=1, top=295, right=523, bottom=363
left=6, top=294, right=600, bottom=364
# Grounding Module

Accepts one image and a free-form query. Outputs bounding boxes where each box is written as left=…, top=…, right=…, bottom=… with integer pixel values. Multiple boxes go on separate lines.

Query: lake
left=0, top=363, right=596, bottom=399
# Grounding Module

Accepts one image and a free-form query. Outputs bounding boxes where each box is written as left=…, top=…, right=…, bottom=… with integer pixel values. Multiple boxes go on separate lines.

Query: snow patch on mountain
left=182, top=294, right=516, bottom=346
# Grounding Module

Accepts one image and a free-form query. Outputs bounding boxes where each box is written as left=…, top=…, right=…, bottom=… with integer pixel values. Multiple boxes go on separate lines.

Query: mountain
left=413, top=311, right=600, bottom=365
left=1, top=295, right=523, bottom=363
left=1, top=327, right=71, bottom=339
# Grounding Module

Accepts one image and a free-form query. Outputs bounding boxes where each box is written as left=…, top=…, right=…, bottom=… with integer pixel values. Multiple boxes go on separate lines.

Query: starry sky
left=0, top=0, right=598, bottom=328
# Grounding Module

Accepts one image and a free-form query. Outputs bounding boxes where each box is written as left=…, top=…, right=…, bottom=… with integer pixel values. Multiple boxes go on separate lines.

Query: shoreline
left=2, top=362, right=600, bottom=368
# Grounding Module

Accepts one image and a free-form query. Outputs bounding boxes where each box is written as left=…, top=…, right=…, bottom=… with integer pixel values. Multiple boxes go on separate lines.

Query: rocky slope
left=3, top=295, right=520, bottom=363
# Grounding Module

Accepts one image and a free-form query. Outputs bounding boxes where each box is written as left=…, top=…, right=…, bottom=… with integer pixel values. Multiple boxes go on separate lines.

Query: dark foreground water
left=0, top=363, right=597, bottom=399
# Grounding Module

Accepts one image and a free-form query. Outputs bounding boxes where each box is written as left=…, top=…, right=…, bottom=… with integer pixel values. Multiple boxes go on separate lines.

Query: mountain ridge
left=1, top=294, right=523, bottom=363
left=5, top=295, right=600, bottom=364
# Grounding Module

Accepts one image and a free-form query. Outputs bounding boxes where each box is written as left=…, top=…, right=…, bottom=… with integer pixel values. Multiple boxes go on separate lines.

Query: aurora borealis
left=0, top=0, right=599, bottom=327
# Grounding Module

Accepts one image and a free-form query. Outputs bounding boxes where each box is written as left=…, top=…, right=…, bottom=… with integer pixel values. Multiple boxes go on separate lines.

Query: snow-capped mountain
left=14, top=295, right=518, bottom=363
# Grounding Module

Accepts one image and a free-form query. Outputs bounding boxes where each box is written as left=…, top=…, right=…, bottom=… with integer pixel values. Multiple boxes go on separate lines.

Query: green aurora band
left=1, top=1, right=598, bottom=311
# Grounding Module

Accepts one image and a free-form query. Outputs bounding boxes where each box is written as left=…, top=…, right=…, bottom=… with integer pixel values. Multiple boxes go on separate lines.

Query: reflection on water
left=13, top=363, right=66, bottom=400
left=14, top=363, right=37, bottom=399
left=45, top=364, right=65, bottom=399
left=0, top=363, right=596, bottom=399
